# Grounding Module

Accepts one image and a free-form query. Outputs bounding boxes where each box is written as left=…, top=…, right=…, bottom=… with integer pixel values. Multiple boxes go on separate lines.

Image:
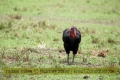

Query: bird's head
left=70, top=26, right=77, bottom=38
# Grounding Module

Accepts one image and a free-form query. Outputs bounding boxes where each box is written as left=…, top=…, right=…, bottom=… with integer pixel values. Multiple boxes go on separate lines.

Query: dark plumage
left=62, top=26, right=81, bottom=64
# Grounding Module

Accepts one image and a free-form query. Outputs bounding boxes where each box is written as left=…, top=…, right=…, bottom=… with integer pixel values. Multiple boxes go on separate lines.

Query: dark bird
left=62, top=26, right=81, bottom=64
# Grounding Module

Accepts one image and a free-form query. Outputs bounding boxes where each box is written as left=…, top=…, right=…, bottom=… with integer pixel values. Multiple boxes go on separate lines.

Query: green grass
left=0, top=0, right=120, bottom=80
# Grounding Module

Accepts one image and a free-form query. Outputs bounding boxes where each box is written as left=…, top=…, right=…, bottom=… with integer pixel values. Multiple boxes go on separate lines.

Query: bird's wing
left=62, top=29, right=70, bottom=43
left=76, top=30, right=81, bottom=43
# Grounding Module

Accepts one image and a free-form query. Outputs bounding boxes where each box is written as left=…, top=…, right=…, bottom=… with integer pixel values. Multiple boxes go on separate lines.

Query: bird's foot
left=67, top=60, right=70, bottom=65
left=72, top=60, right=74, bottom=64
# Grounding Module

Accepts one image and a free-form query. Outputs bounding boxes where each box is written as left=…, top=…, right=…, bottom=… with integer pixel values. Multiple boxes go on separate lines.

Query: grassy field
left=0, top=0, right=120, bottom=80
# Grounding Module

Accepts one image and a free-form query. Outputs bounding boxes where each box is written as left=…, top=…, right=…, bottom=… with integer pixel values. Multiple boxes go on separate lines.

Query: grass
left=0, top=0, right=120, bottom=80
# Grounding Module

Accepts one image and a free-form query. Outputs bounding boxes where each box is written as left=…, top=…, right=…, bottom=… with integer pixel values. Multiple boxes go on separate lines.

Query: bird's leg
left=67, top=54, right=69, bottom=64
left=72, top=54, right=75, bottom=63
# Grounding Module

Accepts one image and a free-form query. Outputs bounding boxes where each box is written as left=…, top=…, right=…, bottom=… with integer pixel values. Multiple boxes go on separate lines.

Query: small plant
left=107, top=56, right=117, bottom=68
left=86, top=0, right=90, bottom=3
left=0, top=22, right=5, bottom=29
left=82, top=56, right=87, bottom=63
left=8, top=21, right=12, bottom=28
left=23, top=53, right=30, bottom=62
left=8, top=14, right=22, bottom=20
left=1, top=52, right=6, bottom=59
left=13, top=7, right=19, bottom=11
left=0, top=22, right=8, bottom=29
left=118, top=56, right=120, bottom=66
left=37, top=20, right=57, bottom=30
left=14, top=14, right=22, bottom=20
left=107, top=37, right=115, bottom=43
left=81, top=27, right=90, bottom=36
left=91, top=35, right=99, bottom=44
left=38, top=21, right=48, bottom=28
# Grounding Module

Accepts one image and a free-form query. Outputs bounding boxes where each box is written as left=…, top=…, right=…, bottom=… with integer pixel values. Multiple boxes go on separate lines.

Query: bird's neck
left=70, top=30, right=76, bottom=38
left=71, top=33, right=75, bottom=38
